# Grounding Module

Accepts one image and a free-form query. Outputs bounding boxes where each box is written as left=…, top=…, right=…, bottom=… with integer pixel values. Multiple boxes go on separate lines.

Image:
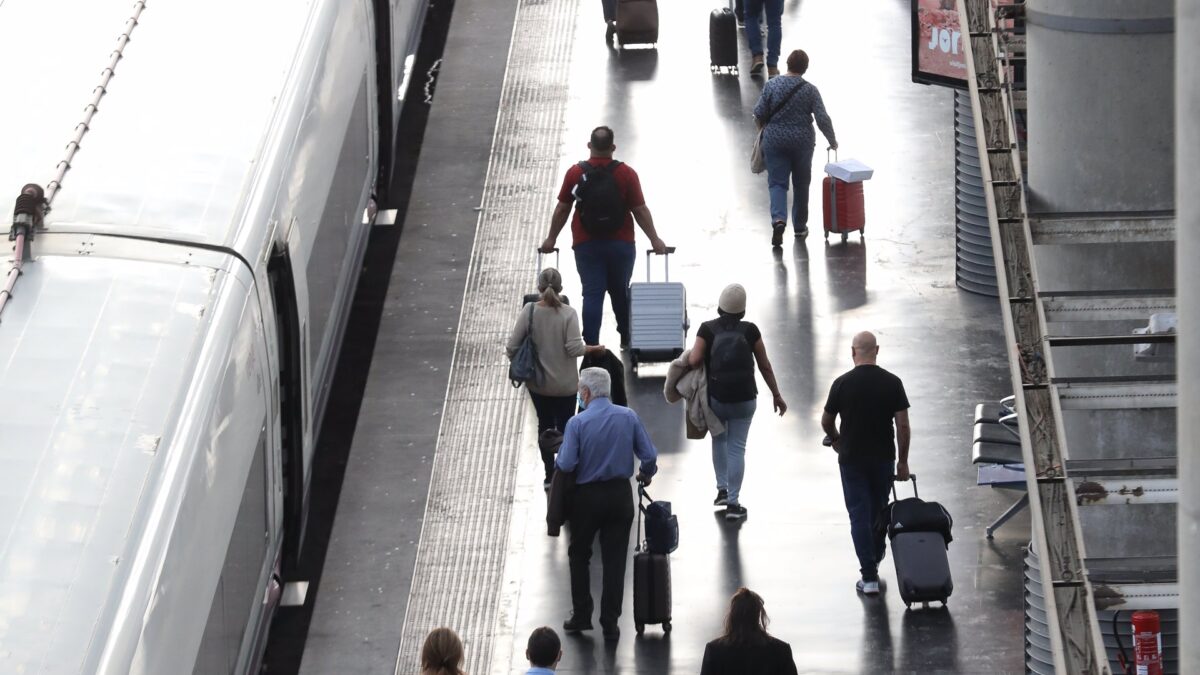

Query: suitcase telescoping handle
left=644, top=246, right=677, bottom=282
left=891, top=473, right=918, bottom=501
left=827, top=148, right=838, bottom=163
left=536, top=246, right=560, bottom=273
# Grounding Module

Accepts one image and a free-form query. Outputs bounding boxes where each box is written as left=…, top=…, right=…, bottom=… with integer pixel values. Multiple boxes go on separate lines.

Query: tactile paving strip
left=392, top=0, right=579, bottom=672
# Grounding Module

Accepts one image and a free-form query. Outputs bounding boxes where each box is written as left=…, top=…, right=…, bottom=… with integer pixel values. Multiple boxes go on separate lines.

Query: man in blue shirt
left=556, top=367, right=658, bottom=640
left=523, top=626, right=561, bottom=674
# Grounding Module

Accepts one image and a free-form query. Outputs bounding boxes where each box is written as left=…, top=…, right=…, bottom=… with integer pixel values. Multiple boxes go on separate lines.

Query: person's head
left=420, top=627, right=465, bottom=675
left=578, top=367, right=612, bottom=407
left=719, top=587, right=771, bottom=647
left=851, top=331, right=879, bottom=365
left=786, top=49, right=809, bottom=75
left=588, top=126, right=616, bottom=157
left=525, top=626, right=562, bottom=669
left=717, top=283, right=747, bottom=322
left=538, top=267, right=565, bottom=308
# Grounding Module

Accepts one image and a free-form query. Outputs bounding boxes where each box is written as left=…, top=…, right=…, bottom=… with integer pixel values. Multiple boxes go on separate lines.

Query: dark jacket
left=543, top=430, right=575, bottom=536
left=700, top=636, right=799, bottom=675
left=581, top=349, right=627, bottom=407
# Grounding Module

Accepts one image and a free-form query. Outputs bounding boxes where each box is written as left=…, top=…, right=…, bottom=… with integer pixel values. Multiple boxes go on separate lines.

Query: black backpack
left=707, top=321, right=756, bottom=402
left=573, top=160, right=626, bottom=235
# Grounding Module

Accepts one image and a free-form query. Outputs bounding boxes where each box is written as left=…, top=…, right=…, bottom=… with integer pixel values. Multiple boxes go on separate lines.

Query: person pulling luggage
left=555, top=367, right=659, bottom=640
left=685, top=284, right=786, bottom=521
left=820, top=331, right=911, bottom=596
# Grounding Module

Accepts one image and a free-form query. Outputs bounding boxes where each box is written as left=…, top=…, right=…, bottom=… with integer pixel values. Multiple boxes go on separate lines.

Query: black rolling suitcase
left=709, top=2, right=738, bottom=73
left=523, top=247, right=569, bottom=306
left=616, top=0, right=659, bottom=47
left=633, top=484, right=672, bottom=634
left=880, top=475, right=954, bottom=608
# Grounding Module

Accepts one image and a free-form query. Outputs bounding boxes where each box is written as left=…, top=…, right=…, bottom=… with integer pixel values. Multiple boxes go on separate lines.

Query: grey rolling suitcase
left=523, top=247, right=569, bottom=306
left=628, top=247, right=688, bottom=372
left=885, top=475, right=954, bottom=608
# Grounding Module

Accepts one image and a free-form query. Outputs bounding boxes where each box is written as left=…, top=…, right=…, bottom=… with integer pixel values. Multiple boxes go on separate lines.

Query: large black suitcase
left=616, top=0, right=658, bottom=47
left=633, top=484, right=672, bottom=634
left=709, top=5, right=738, bottom=73
left=883, top=475, right=954, bottom=608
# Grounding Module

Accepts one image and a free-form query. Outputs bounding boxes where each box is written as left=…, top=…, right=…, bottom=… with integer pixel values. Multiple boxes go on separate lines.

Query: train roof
left=0, top=0, right=313, bottom=255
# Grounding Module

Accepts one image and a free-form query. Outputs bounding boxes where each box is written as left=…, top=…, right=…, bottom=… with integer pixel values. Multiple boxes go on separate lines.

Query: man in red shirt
left=540, top=126, right=668, bottom=346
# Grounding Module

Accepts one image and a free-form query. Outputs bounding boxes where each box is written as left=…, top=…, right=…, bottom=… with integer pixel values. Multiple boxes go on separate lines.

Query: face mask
left=577, top=393, right=587, bottom=410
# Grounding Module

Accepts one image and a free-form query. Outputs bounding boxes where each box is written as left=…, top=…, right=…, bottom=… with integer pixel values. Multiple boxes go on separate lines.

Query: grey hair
left=579, top=367, right=611, bottom=399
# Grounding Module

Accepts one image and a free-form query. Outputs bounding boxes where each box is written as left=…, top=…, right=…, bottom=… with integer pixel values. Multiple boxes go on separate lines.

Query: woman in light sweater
left=507, top=268, right=605, bottom=487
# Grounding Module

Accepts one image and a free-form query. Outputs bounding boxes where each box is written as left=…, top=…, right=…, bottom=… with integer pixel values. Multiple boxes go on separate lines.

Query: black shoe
left=714, top=489, right=728, bottom=506
left=771, top=222, right=785, bottom=247
left=605, top=20, right=616, bottom=44
left=795, top=227, right=809, bottom=238
left=725, top=503, right=748, bottom=521
left=822, top=434, right=834, bottom=447
left=602, top=623, right=620, bottom=641
left=563, top=614, right=593, bottom=634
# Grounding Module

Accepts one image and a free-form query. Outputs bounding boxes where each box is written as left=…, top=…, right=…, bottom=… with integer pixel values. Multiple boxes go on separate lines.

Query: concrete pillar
left=1026, top=0, right=1174, bottom=213
left=1177, top=1, right=1199, bottom=671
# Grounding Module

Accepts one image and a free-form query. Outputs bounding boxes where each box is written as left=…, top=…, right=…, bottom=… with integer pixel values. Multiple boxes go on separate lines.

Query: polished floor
left=299, top=0, right=1029, bottom=672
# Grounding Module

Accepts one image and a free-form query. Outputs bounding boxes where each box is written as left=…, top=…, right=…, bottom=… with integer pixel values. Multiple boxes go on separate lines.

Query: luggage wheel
left=841, top=232, right=848, bottom=243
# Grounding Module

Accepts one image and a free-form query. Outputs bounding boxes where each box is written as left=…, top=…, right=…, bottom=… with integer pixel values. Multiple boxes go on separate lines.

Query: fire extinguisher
left=1118, top=610, right=1163, bottom=675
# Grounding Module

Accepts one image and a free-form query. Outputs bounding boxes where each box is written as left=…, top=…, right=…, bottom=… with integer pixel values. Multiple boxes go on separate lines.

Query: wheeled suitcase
left=633, top=485, right=672, bottom=634
left=616, top=0, right=658, bottom=48
left=639, top=485, right=679, bottom=555
left=822, top=150, right=868, bottom=242
left=709, top=4, right=738, bottom=73
left=882, top=475, right=954, bottom=608
left=523, top=247, right=570, bottom=306
left=628, top=247, right=688, bottom=372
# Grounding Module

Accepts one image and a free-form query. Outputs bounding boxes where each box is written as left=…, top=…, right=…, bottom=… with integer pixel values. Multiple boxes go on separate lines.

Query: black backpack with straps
left=573, top=160, right=626, bottom=236
left=707, top=321, right=757, bottom=402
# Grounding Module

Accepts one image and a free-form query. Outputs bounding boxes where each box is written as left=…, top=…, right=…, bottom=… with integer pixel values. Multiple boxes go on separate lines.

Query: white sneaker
left=856, top=579, right=880, bottom=596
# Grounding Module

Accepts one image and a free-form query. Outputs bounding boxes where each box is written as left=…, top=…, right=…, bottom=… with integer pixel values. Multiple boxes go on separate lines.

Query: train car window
left=192, top=428, right=270, bottom=674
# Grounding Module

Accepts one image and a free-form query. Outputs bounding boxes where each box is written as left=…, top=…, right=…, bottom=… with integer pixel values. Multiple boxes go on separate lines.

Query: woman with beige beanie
left=686, top=283, right=787, bottom=520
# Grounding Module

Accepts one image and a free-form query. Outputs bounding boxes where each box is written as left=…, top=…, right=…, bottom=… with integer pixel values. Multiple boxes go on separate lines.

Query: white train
left=0, top=0, right=427, bottom=672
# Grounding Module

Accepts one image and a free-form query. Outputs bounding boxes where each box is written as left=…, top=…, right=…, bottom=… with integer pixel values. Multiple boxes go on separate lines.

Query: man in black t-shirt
left=821, top=331, right=911, bottom=596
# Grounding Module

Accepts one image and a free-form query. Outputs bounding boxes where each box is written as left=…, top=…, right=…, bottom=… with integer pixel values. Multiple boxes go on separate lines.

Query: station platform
left=297, top=0, right=1029, bottom=672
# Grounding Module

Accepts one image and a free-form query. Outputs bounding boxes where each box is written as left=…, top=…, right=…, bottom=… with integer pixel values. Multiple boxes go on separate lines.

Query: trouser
left=602, top=0, right=616, bottom=22
left=764, top=142, right=816, bottom=231
left=529, top=392, right=576, bottom=480
left=839, top=461, right=895, bottom=581
left=574, top=239, right=636, bottom=346
left=568, top=478, right=635, bottom=626
left=709, top=398, right=757, bottom=505
left=743, top=0, right=784, bottom=67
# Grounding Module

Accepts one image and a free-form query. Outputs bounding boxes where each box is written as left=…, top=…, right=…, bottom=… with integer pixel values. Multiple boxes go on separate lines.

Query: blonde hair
left=420, top=627, right=466, bottom=675
left=538, top=267, right=565, bottom=308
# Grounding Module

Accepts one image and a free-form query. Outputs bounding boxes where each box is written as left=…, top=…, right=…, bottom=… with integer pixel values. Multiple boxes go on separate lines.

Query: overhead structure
left=958, top=0, right=1178, bottom=671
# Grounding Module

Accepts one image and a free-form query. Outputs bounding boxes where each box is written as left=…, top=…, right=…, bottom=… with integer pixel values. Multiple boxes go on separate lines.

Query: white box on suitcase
left=628, top=248, right=687, bottom=370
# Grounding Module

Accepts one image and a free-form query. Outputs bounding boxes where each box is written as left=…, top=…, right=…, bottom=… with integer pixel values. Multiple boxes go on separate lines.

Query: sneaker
left=771, top=222, right=785, bottom=247
left=605, top=21, right=616, bottom=44
left=795, top=227, right=809, bottom=238
left=750, top=55, right=765, bottom=74
left=856, top=579, right=881, bottom=596
left=822, top=434, right=834, bottom=447
left=563, top=614, right=593, bottom=634
left=725, top=503, right=748, bottom=521
left=714, top=489, right=729, bottom=506
left=767, top=66, right=780, bottom=78
left=601, top=623, right=620, bottom=641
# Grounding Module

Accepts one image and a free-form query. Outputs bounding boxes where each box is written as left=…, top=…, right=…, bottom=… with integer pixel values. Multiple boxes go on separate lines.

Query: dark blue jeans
left=574, top=239, right=636, bottom=345
left=765, top=142, right=816, bottom=231
left=744, top=0, right=784, bottom=67
left=601, top=0, right=616, bottom=21
left=840, top=461, right=895, bottom=581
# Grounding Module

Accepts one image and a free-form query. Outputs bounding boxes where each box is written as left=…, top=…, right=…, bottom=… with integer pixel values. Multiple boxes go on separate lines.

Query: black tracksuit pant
left=568, top=478, right=634, bottom=626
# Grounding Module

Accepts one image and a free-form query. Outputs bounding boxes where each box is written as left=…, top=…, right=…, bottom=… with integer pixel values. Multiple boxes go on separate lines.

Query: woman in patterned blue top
left=752, top=49, right=839, bottom=247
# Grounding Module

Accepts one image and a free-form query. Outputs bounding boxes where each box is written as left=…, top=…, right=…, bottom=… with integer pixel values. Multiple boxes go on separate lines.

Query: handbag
left=750, top=80, right=807, bottom=174
left=508, top=303, right=540, bottom=388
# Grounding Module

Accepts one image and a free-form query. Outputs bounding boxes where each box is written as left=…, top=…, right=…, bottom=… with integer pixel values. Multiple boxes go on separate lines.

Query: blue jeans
left=744, top=0, right=784, bottom=67
left=839, top=461, right=895, bottom=581
left=709, top=399, right=757, bottom=505
left=764, top=143, right=815, bottom=231
left=602, top=0, right=616, bottom=21
left=574, top=239, right=636, bottom=345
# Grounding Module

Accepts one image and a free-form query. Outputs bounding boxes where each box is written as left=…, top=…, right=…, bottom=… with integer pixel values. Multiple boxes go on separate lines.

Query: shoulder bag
left=750, top=80, right=807, bottom=174
left=509, top=303, right=540, bottom=388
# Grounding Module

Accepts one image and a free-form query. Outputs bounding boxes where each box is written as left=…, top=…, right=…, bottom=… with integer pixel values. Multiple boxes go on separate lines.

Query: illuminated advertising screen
left=912, top=0, right=968, bottom=88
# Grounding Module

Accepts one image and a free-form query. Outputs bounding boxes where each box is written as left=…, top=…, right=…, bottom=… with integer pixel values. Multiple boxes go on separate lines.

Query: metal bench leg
left=985, top=493, right=1029, bottom=539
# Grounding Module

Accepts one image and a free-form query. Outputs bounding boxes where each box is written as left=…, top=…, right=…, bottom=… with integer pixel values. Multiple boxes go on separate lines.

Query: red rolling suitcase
left=823, top=177, right=865, bottom=242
